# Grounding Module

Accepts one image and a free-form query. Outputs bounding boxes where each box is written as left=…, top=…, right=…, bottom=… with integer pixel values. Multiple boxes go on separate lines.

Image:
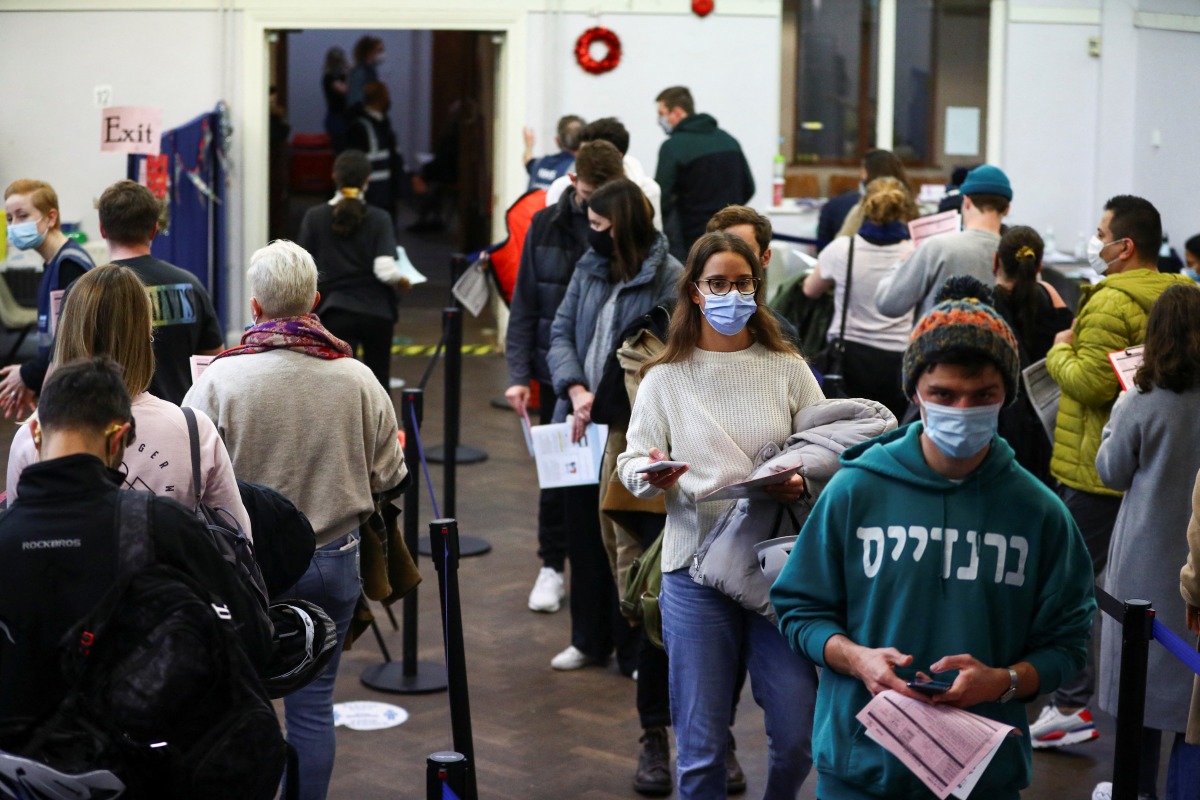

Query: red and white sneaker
left=1029, top=704, right=1100, bottom=749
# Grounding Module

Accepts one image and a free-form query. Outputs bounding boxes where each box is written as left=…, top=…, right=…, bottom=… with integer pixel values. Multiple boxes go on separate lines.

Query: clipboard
left=1108, top=346, right=1144, bottom=392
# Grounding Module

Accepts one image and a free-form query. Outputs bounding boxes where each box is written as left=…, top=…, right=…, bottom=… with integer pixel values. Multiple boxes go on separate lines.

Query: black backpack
left=4, top=491, right=287, bottom=799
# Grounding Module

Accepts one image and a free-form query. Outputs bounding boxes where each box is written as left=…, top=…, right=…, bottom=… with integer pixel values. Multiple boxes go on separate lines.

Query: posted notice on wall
left=530, top=421, right=608, bottom=489
left=856, top=690, right=1016, bottom=799
left=945, top=106, right=981, bottom=157
left=100, top=106, right=162, bottom=155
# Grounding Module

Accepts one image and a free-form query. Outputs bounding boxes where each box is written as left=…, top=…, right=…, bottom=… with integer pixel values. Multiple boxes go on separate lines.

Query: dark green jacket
left=654, top=113, right=754, bottom=257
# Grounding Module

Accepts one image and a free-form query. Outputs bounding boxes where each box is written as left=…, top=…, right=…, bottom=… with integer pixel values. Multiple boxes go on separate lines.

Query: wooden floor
left=0, top=266, right=1155, bottom=799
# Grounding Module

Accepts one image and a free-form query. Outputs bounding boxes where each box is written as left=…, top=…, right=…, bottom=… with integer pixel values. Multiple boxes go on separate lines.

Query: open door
left=431, top=31, right=497, bottom=253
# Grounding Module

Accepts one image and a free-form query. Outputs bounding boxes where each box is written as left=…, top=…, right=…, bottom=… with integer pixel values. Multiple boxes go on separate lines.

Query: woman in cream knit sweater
left=618, top=232, right=824, bottom=799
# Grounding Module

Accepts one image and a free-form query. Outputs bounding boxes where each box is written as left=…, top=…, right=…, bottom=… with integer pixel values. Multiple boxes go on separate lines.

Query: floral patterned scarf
left=213, top=314, right=353, bottom=361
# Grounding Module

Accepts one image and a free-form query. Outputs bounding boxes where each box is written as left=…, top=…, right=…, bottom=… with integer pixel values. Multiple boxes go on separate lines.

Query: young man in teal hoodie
left=771, top=285, right=1096, bottom=799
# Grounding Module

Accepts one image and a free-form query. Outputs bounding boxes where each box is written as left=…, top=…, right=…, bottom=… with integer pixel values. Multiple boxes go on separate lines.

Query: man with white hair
left=184, top=239, right=407, bottom=800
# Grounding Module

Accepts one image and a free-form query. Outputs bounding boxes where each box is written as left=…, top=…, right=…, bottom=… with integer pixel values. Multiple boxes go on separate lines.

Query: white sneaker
left=1092, top=783, right=1112, bottom=800
left=1029, top=704, right=1099, bottom=749
left=528, top=567, right=565, bottom=613
left=550, top=645, right=595, bottom=671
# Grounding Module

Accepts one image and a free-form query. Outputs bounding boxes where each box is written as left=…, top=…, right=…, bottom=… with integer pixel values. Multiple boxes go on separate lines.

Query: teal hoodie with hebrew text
left=771, top=422, right=1095, bottom=799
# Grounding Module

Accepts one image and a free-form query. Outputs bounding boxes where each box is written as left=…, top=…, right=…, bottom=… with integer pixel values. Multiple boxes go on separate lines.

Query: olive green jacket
left=1046, top=268, right=1194, bottom=495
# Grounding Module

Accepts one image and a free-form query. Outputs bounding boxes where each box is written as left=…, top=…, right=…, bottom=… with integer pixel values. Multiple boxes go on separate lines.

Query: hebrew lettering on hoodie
left=856, top=526, right=1028, bottom=586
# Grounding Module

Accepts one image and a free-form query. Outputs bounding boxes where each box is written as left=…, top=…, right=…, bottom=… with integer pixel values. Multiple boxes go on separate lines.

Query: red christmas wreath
left=575, top=27, right=621, bottom=75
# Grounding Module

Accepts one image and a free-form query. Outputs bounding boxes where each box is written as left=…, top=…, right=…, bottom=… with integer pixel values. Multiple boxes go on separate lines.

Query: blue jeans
left=661, top=569, right=817, bottom=799
left=280, top=530, right=361, bottom=800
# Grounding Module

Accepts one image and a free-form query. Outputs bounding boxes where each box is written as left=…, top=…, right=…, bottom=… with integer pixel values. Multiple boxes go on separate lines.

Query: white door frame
left=237, top=7, right=526, bottom=326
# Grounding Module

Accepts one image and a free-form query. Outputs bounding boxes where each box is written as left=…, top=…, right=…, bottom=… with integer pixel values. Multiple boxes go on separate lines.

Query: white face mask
left=1086, top=235, right=1126, bottom=275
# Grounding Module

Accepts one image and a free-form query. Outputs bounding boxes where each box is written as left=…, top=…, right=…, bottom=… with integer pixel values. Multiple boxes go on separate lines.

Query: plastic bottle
left=1044, top=225, right=1057, bottom=257
left=1073, top=231, right=1086, bottom=260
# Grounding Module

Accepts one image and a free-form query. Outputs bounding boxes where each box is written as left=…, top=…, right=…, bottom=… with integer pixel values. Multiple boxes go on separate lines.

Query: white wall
left=523, top=11, right=782, bottom=211
left=0, top=10, right=237, bottom=244
left=1132, top=26, right=1200, bottom=246
left=284, top=28, right=433, bottom=168
left=1000, top=17, right=1101, bottom=245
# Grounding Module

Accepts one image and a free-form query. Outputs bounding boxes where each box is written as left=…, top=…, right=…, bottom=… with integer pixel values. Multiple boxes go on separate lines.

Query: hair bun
left=934, top=275, right=994, bottom=306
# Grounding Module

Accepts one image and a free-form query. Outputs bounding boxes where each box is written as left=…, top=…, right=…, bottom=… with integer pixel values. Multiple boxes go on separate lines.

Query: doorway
left=266, top=28, right=499, bottom=276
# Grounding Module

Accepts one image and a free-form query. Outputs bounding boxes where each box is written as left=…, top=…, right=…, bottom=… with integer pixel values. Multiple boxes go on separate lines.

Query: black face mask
left=587, top=227, right=615, bottom=259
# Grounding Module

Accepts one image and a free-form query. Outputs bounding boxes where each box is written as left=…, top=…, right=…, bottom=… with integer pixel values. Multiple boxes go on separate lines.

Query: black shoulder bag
left=815, top=237, right=855, bottom=398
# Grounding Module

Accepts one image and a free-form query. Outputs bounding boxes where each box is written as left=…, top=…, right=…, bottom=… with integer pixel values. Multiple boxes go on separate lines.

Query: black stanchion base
left=420, top=534, right=492, bottom=558
left=426, top=444, right=488, bottom=464
left=361, top=661, right=448, bottom=694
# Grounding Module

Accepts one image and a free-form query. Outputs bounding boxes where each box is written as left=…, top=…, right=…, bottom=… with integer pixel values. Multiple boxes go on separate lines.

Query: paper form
left=530, top=422, right=609, bottom=489
left=908, top=210, right=961, bottom=247
left=855, top=690, right=1015, bottom=800
left=1108, top=346, right=1144, bottom=392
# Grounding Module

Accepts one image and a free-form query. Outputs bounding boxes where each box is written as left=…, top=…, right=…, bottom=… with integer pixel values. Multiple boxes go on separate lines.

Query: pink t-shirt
left=6, top=392, right=252, bottom=539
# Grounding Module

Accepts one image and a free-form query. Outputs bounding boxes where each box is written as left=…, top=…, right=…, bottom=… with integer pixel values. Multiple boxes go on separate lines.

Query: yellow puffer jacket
left=1047, top=268, right=1194, bottom=495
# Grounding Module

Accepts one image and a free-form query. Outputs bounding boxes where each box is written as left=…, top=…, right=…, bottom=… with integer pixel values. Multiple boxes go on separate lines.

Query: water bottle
left=1044, top=225, right=1057, bottom=257
left=772, top=139, right=786, bottom=207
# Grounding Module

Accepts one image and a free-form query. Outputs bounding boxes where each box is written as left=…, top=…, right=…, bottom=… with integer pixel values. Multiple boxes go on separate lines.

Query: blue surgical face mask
left=658, top=115, right=673, bottom=135
left=6, top=218, right=46, bottom=251
left=701, top=291, right=757, bottom=337
left=1184, top=267, right=1200, bottom=283
left=917, top=391, right=1001, bottom=460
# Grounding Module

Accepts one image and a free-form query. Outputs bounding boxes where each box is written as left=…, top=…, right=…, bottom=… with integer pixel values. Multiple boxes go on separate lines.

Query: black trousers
left=562, top=482, right=637, bottom=671
left=841, top=339, right=907, bottom=420
left=535, top=381, right=567, bottom=571
left=320, top=309, right=393, bottom=391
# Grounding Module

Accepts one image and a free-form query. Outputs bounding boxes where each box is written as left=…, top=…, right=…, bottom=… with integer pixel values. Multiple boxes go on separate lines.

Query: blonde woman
left=803, top=177, right=914, bottom=417
left=6, top=265, right=249, bottom=535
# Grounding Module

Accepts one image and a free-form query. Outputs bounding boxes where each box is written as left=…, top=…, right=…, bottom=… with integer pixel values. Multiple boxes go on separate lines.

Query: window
left=786, top=0, right=991, bottom=169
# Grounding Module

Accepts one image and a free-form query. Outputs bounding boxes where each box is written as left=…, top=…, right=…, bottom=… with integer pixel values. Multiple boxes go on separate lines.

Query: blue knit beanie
left=959, top=165, right=1012, bottom=200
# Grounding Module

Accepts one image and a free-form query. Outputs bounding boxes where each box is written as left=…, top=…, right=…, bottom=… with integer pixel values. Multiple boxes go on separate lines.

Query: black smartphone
left=906, top=678, right=952, bottom=695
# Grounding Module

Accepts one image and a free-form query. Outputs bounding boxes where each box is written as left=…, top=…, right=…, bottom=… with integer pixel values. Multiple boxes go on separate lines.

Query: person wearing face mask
left=617, top=232, right=825, bottom=799
left=0, top=179, right=96, bottom=418
left=1033, top=195, right=1194, bottom=750
left=505, top=141, right=626, bottom=616
left=1184, top=234, right=1200, bottom=283
left=772, top=284, right=1096, bottom=800
left=546, top=179, right=682, bottom=675
left=653, top=86, right=754, bottom=262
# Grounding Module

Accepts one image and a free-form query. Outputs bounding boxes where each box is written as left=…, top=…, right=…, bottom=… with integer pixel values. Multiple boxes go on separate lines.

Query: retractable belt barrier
left=1093, top=584, right=1200, bottom=800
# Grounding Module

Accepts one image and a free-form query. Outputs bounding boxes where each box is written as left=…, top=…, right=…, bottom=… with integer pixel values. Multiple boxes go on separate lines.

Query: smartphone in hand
left=906, top=678, right=952, bottom=695
left=636, top=460, right=687, bottom=474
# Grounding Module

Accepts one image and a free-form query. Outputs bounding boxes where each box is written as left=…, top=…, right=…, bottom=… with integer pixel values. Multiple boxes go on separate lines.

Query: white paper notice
left=189, top=355, right=215, bottom=383
left=698, top=466, right=801, bottom=502
left=909, top=210, right=961, bottom=247
left=48, top=289, right=65, bottom=336
left=945, top=107, right=981, bottom=157
left=395, top=246, right=428, bottom=285
left=452, top=258, right=490, bottom=317
left=856, top=690, right=1015, bottom=800
left=530, top=422, right=609, bottom=489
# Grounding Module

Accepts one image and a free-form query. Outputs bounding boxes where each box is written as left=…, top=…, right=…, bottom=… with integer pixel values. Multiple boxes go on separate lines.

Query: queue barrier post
left=429, top=518, right=477, bottom=800
left=360, top=388, right=448, bottom=695
left=426, top=752, right=470, bottom=800
left=1111, top=598, right=1153, bottom=800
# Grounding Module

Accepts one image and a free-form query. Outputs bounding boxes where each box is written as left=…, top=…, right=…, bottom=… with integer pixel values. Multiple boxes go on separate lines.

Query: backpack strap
left=114, top=489, right=156, bottom=578
left=181, top=406, right=203, bottom=510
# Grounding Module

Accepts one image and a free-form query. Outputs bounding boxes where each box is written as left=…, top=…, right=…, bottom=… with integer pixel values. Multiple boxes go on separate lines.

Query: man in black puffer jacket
left=504, top=140, right=625, bottom=613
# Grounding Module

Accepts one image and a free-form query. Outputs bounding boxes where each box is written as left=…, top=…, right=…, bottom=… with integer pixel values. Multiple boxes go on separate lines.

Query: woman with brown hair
left=617, top=232, right=824, bottom=798
left=545, top=178, right=682, bottom=673
left=6, top=264, right=249, bottom=534
left=803, top=176, right=914, bottom=416
left=1095, top=282, right=1200, bottom=800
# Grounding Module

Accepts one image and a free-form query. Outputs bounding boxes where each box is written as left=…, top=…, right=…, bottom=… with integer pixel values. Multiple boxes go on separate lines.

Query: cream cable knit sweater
left=618, top=343, right=825, bottom=573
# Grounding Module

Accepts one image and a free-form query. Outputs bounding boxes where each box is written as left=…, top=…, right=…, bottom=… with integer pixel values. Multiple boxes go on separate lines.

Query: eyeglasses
left=694, top=277, right=761, bottom=297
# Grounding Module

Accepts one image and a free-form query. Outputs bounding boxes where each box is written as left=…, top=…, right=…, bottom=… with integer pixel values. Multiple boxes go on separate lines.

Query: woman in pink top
left=5, top=265, right=249, bottom=536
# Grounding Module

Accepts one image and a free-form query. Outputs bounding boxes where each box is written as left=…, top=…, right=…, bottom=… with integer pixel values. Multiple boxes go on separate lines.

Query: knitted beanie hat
left=902, top=276, right=1020, bottom=404
left=959, top=164, right=1012, bottom=200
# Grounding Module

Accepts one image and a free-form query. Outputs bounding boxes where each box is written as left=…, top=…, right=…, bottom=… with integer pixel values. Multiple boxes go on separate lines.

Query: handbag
left=814, top=237, right=855, bottom=399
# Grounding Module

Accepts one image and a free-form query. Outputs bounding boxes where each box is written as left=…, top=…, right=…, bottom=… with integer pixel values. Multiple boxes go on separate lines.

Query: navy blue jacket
left=505, top=188, right=590, bottom=388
